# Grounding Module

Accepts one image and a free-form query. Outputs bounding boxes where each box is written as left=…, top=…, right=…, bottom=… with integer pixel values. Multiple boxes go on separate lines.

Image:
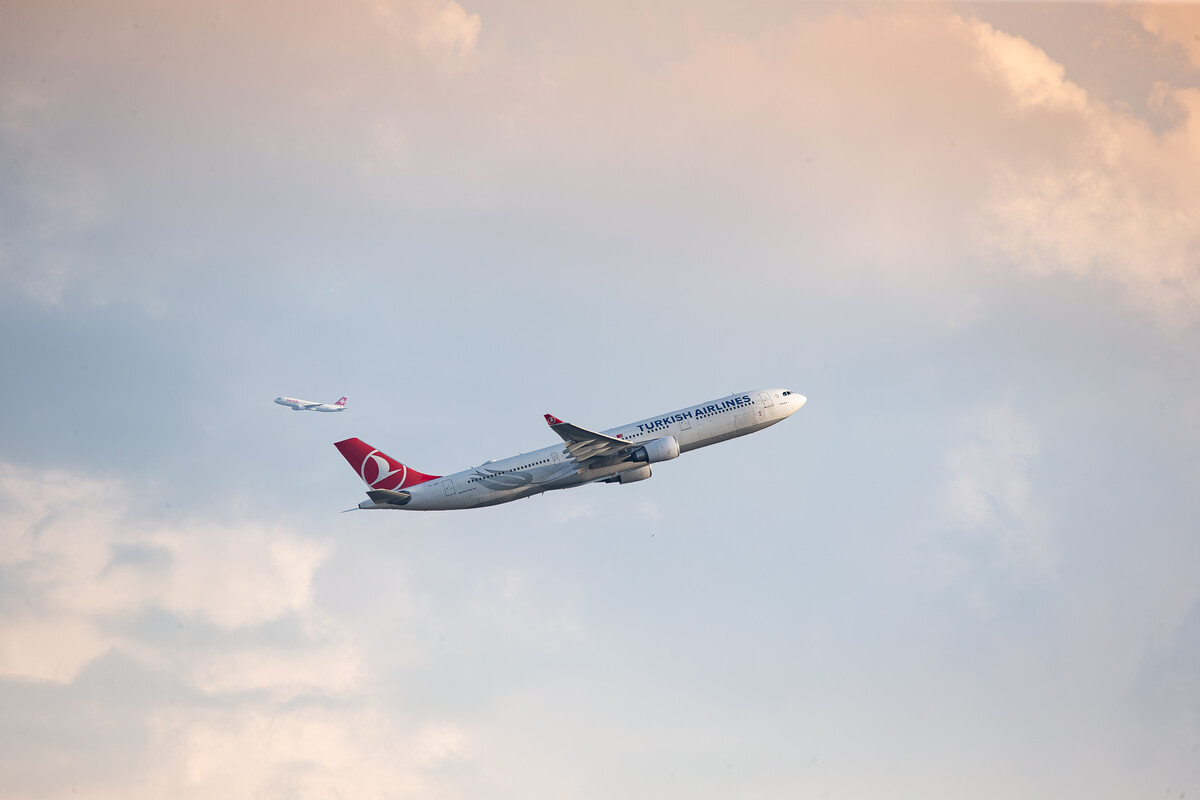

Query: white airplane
left=335, top=388, right=805, bottom=511
left=275, top=395, right=348, bottom=412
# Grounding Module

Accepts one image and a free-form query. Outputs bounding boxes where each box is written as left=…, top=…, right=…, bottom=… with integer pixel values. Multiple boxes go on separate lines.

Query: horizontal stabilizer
left=366, top=489, right=412, bottom=506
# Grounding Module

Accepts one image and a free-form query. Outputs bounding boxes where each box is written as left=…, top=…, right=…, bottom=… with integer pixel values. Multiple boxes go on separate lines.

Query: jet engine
left=630, top=436, right=680, bottom=464
left=612, top=465, right=652, bottom=484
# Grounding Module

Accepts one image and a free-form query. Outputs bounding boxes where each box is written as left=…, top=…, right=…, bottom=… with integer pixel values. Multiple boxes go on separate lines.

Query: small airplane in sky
left=336, top=388, right=805, bottom=511
left=275, top=395, right=348, bottom=412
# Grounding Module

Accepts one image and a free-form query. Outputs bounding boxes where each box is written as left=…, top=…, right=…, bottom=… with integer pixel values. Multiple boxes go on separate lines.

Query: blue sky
left=2, top=2, right=1199, bottom=798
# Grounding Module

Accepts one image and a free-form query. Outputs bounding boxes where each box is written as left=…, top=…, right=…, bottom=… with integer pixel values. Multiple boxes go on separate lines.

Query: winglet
left=545, top=414, right=564, bottom=426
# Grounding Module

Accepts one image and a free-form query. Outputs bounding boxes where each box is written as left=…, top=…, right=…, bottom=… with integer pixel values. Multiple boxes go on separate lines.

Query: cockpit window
left=782, top=391, right=792, bottom=396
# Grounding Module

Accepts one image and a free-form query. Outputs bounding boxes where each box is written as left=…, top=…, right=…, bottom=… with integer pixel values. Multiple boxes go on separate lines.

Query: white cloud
left=0, top=461, right=589, bottom=797
left=185, top=639, right=361, bottom=698
left=970, top=19, right=1090, bottom=113
left=962, top=18, right=1200, bottom=326
left=145, top=707, right=467, bottom=800
left=484, top=8, right=1200, bottom=324
left=0, top=462, right=332, bottom=684
left=368, top=0, right=482, bottom=56
left=0, top=614, right=113, bottom=685
left=937, top=403, right=1051, bottom=570
left=414, top=0, right=482, bottom=57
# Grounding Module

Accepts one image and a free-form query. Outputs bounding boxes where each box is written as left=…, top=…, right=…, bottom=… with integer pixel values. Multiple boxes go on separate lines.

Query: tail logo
left=361, top=451, right=408, bottom=490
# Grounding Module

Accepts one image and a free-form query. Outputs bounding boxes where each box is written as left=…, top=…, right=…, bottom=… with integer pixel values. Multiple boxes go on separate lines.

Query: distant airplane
left=275, top=395, right=348, bottom=412
left=335, top=388, right=805, bottom=511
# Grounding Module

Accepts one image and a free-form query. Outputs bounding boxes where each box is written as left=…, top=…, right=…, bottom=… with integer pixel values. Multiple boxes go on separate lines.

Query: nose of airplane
left=779, top=393, right=806, bottom=417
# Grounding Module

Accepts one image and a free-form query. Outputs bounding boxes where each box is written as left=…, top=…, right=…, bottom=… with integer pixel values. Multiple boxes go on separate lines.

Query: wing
left=544, top=414, right=634, bottom=467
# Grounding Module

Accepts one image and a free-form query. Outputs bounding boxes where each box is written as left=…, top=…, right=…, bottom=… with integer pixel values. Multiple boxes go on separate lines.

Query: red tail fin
left=335, top=397, right=348, bottom=406
left=334, top=438, right=440, bottom=490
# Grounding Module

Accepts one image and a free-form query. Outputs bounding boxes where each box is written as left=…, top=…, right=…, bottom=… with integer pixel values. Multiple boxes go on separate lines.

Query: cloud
left=0, top=462, right=332, bottom=684
left=1132, top=4, right=1200, bottom=69
left=372, top=0, right=484, bottom=57
left=3, top=3, right=1198, bottom=329
left=0, top=460, right=591, bottom=797
left=0, top=0, right=486, bottom=309
left=185, top=639, right=360, bottom=697
left=144, top=707, right=467, bottom=800
left=0, top=462, right=428, bottom=796
left=970, top=18, right=1090, bottom=112
left=967, top=12, right=1200, bottom=326
left=936, top=403, right=1051, bottom=570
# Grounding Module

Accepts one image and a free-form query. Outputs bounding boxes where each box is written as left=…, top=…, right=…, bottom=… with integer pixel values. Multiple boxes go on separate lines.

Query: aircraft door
left=443, top=479, right=455, bottom=496
left=756, top=392, right=774, bottom=424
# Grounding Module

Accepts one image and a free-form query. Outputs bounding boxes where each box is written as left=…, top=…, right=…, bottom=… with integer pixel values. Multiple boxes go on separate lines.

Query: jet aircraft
left=276, top=395, right=348, bottom=412
left=335, top=388, right=804, bottom=511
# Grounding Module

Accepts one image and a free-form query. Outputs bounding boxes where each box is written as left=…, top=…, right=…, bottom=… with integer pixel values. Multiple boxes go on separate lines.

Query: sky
left=2, top=1, right=1199, bottom=797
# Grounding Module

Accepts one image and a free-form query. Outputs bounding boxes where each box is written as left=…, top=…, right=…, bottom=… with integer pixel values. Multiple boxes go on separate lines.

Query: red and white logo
left=361, top=450, right=407, bottom=489
left=334, top=438, right=441, bottom=490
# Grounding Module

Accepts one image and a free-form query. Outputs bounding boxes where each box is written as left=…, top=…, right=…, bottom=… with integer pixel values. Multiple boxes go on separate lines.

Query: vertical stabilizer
left=334, top=438, right=440, bottom=490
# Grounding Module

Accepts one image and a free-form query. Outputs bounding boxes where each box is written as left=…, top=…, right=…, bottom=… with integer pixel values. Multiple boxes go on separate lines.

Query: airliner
left=335, top=388, right=804, bottom=511
left=275, top=395, right=348, bottom=412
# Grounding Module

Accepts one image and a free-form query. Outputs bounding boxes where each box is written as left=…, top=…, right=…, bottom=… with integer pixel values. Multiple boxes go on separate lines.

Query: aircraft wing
left=544, top=414, right=633, bottom=465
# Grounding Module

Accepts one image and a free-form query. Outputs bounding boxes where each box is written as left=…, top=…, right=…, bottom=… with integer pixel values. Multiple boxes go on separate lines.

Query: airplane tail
left=335, top=397, right=348, bottom=406
left=334, top=438, right=440, bottom=491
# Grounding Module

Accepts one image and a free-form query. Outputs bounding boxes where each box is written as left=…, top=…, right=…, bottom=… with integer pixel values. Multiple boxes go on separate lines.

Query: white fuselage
left=366, top=388, right=803, bottom=511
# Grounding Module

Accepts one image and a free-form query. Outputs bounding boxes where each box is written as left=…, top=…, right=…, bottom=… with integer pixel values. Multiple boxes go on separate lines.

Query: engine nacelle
left=631, top=436, right=680, bottom=464
left=615, top=465, right=652, bottom=484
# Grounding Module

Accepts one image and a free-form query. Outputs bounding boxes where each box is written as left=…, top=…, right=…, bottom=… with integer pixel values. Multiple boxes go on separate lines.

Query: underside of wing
left=544, top=413, right=634, bottom=467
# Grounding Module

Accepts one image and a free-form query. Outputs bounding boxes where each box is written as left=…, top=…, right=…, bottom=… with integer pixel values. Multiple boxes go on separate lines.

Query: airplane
left=335, top=388, right=805, bottom=511
left=275, top=395, right=348, bottom=412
